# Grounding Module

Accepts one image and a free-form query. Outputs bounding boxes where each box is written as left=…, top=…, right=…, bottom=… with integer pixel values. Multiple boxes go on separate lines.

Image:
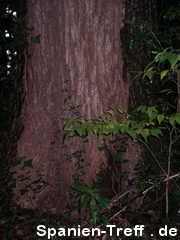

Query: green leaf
left=92, top=128, right=98, bottom=134
left=143, top=67, right=154, bottom=80
left=173, top=189, right=180, bottom=196
left=20, top=189, right=28, bottom=195
left=174, top=114, right=180, bottom=124
left=75, top=125, right=85, bottom=135
left=63, top=118, right=77, bottom=129
left=140, top=129, right=149, bottom=141
left=160, top=70, right=169, bottom=80
left=100, top=114, right=107, bottom=121
left=159, top=88, right=171, bottom=93
left=169, top=116, right=175, bottom=125
left=24, top=159, right=33, bottom=168
left=131, top=71, right=143, bottom=83
left=157, top=114, right=164, bottom=124
left=94, top=194, right=109, bottom=208
left=64, top=130, right=71, bottom=140
left=72, top=186, right=93, bottom=194
left=127, top=129, right=136, bottom=140
left=154, top=181, right=160, bottom=190
left=26, top=26, right=35, bottom=32
left=79, top=193, right=90, bottom=211
left=149, top=112, right=158, bottom=122
left=112, top=126, right=120, bottom=135
left=31, top=35, right=41, bottom=44
left=139, top=182, right=146, bottom=191
left=146, top=70, right=153, bottom=80
left=106, top=110, right=114, bottom=116
left=168, top=55, right=179, bottom=69
left=9, top=181, right=16, bottom=188
left=150, top=128, right=162, bottom=137
left=13, top=156, right=25, bottom=166
left=86, top=125, right=94, bottom=135
left=89, top=198, right=97, bottom=225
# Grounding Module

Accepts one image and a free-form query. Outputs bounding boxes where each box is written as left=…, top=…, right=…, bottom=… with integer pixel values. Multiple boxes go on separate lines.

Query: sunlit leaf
left=160, top=70, right=169, bottom=80
left=106, top=110, right=114, bottom=116
left=157, top=114, right=164, bottom=124
left=100, top=114, right=107, bottom=121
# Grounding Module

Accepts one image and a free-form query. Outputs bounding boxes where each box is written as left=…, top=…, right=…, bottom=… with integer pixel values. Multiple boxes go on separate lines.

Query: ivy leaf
left=63, top=118, right=77, bottom=129
left=13, top=156, right=25, bottom=166
left=23, top=159, right=33, bottom=168
left=160, top=70, right=169, bottom=80
left=20, top=189, right=28, bottom=195
left=31, top=35, right=41, bottom=44
left=157, top=114, right=164, bottom=124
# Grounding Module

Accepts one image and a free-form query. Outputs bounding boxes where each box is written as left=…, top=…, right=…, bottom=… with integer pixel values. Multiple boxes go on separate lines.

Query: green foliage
left=72, top=185, right=109, bottom=225
left=63, top=105, right=180, bottom=143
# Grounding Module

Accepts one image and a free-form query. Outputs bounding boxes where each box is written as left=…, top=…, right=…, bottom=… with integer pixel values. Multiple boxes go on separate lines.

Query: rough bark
left=12, top=0, right=134, bottom=213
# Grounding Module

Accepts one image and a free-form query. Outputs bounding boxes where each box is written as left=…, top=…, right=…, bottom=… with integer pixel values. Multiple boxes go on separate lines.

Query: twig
left=137, top=138, right=167, bottom=176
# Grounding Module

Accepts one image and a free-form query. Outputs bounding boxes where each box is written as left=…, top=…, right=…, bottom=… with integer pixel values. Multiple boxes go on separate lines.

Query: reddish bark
left=12, top=0, right=136, bottom=213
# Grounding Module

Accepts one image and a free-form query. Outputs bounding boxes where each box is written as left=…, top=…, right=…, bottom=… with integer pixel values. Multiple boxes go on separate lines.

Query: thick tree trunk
left=12, top=0, right=135, bottom=213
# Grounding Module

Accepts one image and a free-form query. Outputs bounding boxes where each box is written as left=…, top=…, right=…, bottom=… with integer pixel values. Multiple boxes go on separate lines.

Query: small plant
left=72, top=185, right=110, bottom=225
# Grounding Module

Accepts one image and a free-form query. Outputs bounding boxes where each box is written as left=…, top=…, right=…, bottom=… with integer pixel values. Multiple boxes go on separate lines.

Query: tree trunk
left=12, top=0, right=134, bottom=214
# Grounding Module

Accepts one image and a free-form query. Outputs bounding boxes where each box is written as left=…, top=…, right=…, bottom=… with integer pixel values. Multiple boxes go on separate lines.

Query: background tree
left=1, top=1, right=178, bottom=238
